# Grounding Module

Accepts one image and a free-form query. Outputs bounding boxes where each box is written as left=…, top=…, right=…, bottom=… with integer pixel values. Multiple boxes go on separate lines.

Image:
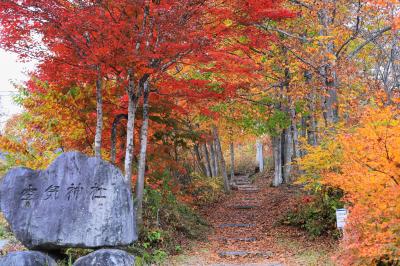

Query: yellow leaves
left=326, top=52, right=337, bottom=62
left=314, top=35, right=334, bottom=42
left=223, top=19, right=233, bottom=27
left=298, top=106, right=400, bottom=264
left=296, top=137, right=342, bottom=189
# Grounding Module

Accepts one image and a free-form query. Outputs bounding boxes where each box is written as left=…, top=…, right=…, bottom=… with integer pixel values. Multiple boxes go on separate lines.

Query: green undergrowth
left=183, top=172, right=224, bottom=206
left=282, top=186, right=344, bottom=238
left=129, top=172, right=210, bottom=265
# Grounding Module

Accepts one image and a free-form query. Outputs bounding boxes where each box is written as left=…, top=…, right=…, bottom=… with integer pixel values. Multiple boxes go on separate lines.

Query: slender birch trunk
left=124, top=69, right=138, bottom=184
left=194, top=144, right=206, bottom=175
left=202, top=143, right=212, bottom=177
left=256, top=140, right=264, bottom=172
left=209, top=142, right=217, bottom=177
left=282, top=128, right=293, bottom=183
left=135, top=79, right=150, bottom=228
left=214, top=141, right=219, bottom=176
left=272, top=134, right=283, bottom=187
left=212, top=126, right=230, bottom=193
left=111, top=114, right=128, bottom=163
left=230, top=142, right=235, bottom=179
left=291, top=108, right=301, bottom=159
left=94, top=65, right=103, bottom=158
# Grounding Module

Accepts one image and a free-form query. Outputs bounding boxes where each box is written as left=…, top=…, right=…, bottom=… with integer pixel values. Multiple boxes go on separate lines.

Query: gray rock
left=73, top=249, right=135, bottom=266
left=0, top=152, right=136, bottom=250
left=220, top=237, right=257, bottom=243
left=218, top=251, right=272, bottom=258
left=0, top=251, right=57, bottom=266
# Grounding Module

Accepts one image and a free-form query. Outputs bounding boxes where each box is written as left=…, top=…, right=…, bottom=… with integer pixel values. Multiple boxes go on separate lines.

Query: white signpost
left=336, top=208, right=348, bottom=229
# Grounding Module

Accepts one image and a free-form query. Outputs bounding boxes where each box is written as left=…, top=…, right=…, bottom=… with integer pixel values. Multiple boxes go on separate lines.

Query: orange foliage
left=322, top=107, right=400, bottom=265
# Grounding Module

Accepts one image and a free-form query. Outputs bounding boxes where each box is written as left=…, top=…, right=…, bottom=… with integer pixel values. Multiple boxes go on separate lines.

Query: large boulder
left=73, top=249, right=135, bottom=266
left=0, top=251, right=57, bottom=266
left=0, top=152, right=136, bottom=250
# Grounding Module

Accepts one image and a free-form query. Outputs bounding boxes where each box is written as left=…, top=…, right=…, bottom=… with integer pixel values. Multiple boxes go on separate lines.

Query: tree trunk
left=124, top=69, right=139, bottom=184
left=202, top=143, right=212, bottom=177
left=214, top=141, right=219, bottom=176
left=212, top=126, right=230, bottom=193
left=319, top=2, right=339, bottom=126
left=208, top=142, right=217, bottom=177
left=304, top=70, right=318, bottom=146
left=308, top=86, right=318, bottom=146
left=111, top=114, right=128, bottom=164
left=194, top=144, right=206, bottom=175
left=291, top=108, right=301, bottom=159
left=256, top=140, right=264, bottom=172
left=230, top=142, right=235, bottom=179
left=282, top=128, right=293, bottom=183
left=300, top=116, right=307, bottom=157
left=94, top=65, right=103, bottom=158
left=135, top=79, right=150, bottom=228
left=272, top=134, right=283, bottom=187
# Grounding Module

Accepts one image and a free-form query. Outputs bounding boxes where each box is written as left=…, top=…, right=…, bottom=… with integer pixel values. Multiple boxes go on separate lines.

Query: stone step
left=230, top=205, right=260, bottom=209
left=233, top=180, right=250, bottom=184
left=218, top=223, right=256, bottom=228
left=233, top=177, right=250, bottom=180
left=235, top=183, right=251, bottom=186
left=212, top=263, right=283, bottom=266
left=218, top=251, right=273, bottom=258
left=237, top=185, right=259, bottom=189
left=237, top=185, right=258, bottom=188
left=232, top=177, right=250, bottom=181
left=239, top=190, right=260, bottom=193
left=220, top=237, right=257, bottom=243
left=238, top=188, right=259, bottom=192
left=239, top=190, right=260, bottom=194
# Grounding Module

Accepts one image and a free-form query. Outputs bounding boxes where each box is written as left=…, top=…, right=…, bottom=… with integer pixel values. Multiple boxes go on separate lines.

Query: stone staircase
left=216, top=174, right=282, bottom=266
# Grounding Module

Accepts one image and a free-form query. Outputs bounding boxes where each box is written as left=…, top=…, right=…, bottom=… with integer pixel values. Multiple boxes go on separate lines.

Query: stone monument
left=0, top=152, right=137, bottom=265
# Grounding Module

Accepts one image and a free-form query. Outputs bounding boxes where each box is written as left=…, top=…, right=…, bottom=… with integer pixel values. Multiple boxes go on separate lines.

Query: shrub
left=283, top=187, right=344, bottom=237
left=130, top=171, right=209, bottom=264
left=295, top=107, right=400, bottom=265
left=183, top=172, right=224, bottom=206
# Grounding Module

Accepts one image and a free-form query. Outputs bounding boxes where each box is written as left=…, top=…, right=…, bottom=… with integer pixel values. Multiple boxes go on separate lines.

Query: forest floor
left=168, top=173, right=337, bottom=266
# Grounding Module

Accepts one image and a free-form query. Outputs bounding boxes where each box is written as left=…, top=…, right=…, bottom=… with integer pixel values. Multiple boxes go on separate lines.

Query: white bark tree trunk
left=256, top=139, right=264, bottom=172
left=230, top=142, right=235, bottom=179
left=111, top=114, right=128, bottom=164
left=94, top=65, right=103, bottom=158
left=135, top=79, right=150, bottom=228
left=202, top=143, right=212, bottom=177
left=282, top=128, right=293, bottom=183
left=214, top=141, right=219, bottom=176
left=272, top=135, right=283, bottom=187
left=124, top=70, right=141, bottom=184
left=291, top=108, right=301, bottom=159
left=209, top=142, right=217, bottom=177
left=212, top=126, right=230, bottom=193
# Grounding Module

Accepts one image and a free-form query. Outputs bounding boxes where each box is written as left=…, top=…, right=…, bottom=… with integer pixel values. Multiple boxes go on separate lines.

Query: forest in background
left=0, top=0, right=399, bottom=265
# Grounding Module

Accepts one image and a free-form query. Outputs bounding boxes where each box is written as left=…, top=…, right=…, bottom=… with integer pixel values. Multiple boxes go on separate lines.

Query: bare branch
left=348, top=26, right=392, bottom=59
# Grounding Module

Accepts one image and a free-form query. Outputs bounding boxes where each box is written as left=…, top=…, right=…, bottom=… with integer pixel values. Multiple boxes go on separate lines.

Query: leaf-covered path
left=170, top=174, right=337, bottom=266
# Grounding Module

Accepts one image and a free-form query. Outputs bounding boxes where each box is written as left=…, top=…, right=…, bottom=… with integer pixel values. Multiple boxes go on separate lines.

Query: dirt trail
left=170, top=174, right=337, bottom=266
